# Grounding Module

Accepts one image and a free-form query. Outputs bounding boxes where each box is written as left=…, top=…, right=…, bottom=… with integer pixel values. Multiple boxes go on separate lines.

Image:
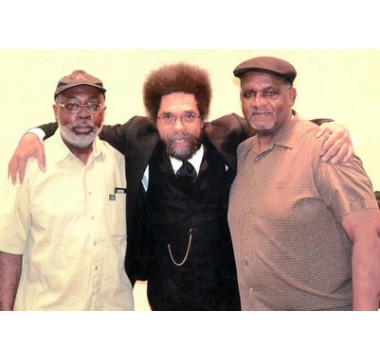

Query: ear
left=239, top=90, right=244, bottom=102
left=99, top=106, right=107, bottom=126
left=289, top=87, right=297, bottom=106
left=53, top=104, right=59, bottom=122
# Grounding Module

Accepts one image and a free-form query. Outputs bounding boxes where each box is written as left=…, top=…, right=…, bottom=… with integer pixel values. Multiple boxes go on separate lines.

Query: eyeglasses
left=56, top=102, right=105, bottom=114
left=157, top=112, right=201, bottom=125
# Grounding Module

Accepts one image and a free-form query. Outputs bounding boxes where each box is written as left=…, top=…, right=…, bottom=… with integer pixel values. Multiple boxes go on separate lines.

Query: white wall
left=1, top=50, right=378, bottom=188
left=1, top=50, right=379, bottom=310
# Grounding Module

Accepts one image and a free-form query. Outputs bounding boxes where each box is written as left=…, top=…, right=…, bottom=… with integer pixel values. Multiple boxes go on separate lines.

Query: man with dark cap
left=7, top=63, right=353, bottom=311
left=0, top=70, right=134, bottom=310
left=228, top=56, right=380, bottom=310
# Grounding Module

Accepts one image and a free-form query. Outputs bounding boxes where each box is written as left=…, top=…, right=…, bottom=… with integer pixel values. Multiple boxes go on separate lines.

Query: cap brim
left=233, top=67, right=294, bottom=84
left=54, top=84, right=106, bottom=99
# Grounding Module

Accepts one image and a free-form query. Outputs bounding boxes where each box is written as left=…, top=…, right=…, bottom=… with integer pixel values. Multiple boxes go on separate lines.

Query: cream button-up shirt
left=0, top=132, right=133, bottom=310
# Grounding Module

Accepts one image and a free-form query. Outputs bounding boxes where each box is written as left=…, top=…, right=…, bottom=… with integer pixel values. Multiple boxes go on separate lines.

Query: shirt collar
left=46, top=131, right=105, bottom=164
left=271, top=112, right=299, bottom=149
left=170, top=144, right=204, bottom=175
left=252, top=111, right=300, bottom=154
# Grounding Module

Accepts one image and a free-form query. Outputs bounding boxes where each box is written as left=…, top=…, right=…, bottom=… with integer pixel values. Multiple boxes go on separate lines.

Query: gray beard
left=165, top=134, right=201, bottom=161
left=58, top=122, right=101, bottom=149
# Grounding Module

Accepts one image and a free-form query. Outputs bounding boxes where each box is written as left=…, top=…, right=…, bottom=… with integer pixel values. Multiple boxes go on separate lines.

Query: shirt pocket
left=106, top=193, right=127, bottom=239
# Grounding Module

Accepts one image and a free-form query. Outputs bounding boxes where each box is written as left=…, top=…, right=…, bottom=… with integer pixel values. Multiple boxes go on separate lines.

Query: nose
left=251, top=94, right=266, bottom=107
left=172, top=117, right=186, bottom=130
left=77, top=105, right=91, bottom=118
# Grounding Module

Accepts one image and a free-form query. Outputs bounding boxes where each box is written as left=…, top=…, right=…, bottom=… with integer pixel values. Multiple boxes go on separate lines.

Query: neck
left=256, top=112, right=294, bottom=151
left=257, top=133, right=273, bottom=152
left=62, top=139, right=93, bottom=165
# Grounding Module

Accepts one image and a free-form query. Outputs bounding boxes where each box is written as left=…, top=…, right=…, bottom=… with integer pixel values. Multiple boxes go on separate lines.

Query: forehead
left=240, top=72, right=285, bottom=89
left=159, top=92, right=198, bottom=111
left=58, top=85, right=104, bottom=100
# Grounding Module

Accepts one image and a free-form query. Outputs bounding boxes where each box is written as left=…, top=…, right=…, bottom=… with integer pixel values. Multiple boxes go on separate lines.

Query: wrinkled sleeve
left=315, top=154, right=378, bottom=223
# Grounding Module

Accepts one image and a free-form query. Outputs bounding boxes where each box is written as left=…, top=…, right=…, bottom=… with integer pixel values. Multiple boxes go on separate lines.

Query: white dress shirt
left=141, top=144, right=204, bottom=191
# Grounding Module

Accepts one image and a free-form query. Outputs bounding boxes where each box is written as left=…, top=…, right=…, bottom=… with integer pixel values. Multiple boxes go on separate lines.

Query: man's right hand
left=8, top=132, right=46, bottom=185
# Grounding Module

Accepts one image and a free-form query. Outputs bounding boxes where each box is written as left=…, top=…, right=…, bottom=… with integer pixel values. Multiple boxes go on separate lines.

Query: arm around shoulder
left=313, top=119, right=354, bottom=163
left=99, top=116, right=151, bottom=154
left=8, top=131, right=46, bottom=185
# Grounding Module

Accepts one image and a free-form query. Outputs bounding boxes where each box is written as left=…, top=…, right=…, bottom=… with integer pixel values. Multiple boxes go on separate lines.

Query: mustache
left=72, top=120, right=96, bottom=127
left=251, top=111, right=273, bottom=115
left=169, top=133, right=194, bottom=141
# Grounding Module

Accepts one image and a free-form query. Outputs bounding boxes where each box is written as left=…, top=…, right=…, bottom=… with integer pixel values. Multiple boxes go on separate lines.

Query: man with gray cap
left=228, top=56, right=380, bottom=310
left=0, top=70, right=134, bottom=310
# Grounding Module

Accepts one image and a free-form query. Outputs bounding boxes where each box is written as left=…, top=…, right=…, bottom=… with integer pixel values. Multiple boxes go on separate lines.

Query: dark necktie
left=176, top=161, right=197, bottom=183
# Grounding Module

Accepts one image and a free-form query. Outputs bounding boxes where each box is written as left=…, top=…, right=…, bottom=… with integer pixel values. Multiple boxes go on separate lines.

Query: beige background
left=0, top=49, right=379, bottom=310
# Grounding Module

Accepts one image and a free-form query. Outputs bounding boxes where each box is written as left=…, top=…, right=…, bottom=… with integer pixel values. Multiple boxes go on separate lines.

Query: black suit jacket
left=98, top=113, right=254, bottom=282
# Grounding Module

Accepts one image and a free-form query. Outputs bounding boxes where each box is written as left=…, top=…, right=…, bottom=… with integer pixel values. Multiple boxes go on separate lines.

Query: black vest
left=146, top=140, right=240, bottom=310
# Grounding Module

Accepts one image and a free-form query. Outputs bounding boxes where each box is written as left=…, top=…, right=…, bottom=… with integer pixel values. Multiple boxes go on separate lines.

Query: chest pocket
left=106, top=193, right=127, bottom=239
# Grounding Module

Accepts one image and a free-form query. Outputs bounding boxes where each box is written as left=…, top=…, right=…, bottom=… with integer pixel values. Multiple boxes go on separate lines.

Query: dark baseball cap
left=54, top=70, right=106, bottom=99
left=233, top=56, right=297, bottom=84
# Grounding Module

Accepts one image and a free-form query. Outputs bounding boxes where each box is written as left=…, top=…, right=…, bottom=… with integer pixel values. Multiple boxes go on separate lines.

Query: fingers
left=7, top=156, right=29, bottom=185
left=36, top=148, right=46, bottom=172
left=320, top=129, right=353, bottom=162
left=322, top=143, right=354, bottom=164
left=321, top=138, right=345, bottom=162
left=343, top=146, right=354, bottom=163
left=7, top=156, right=19, bottom=185
left=18, top=158, right=27, bottom=184
left=320, top=131, right=341, bottom=157
left=330, top=144, right=349, bottom=164
left=315, top=127, right=330, bottom=138
left=7, top=133, right=46, bottom=185
left=317, top=122, right=354, bottom=163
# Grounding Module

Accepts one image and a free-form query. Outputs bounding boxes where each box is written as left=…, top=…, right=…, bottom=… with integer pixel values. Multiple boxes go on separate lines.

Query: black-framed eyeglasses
left=56, top=102, right=105, bottom=114
left=157, top=112, right=201, bottom=125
